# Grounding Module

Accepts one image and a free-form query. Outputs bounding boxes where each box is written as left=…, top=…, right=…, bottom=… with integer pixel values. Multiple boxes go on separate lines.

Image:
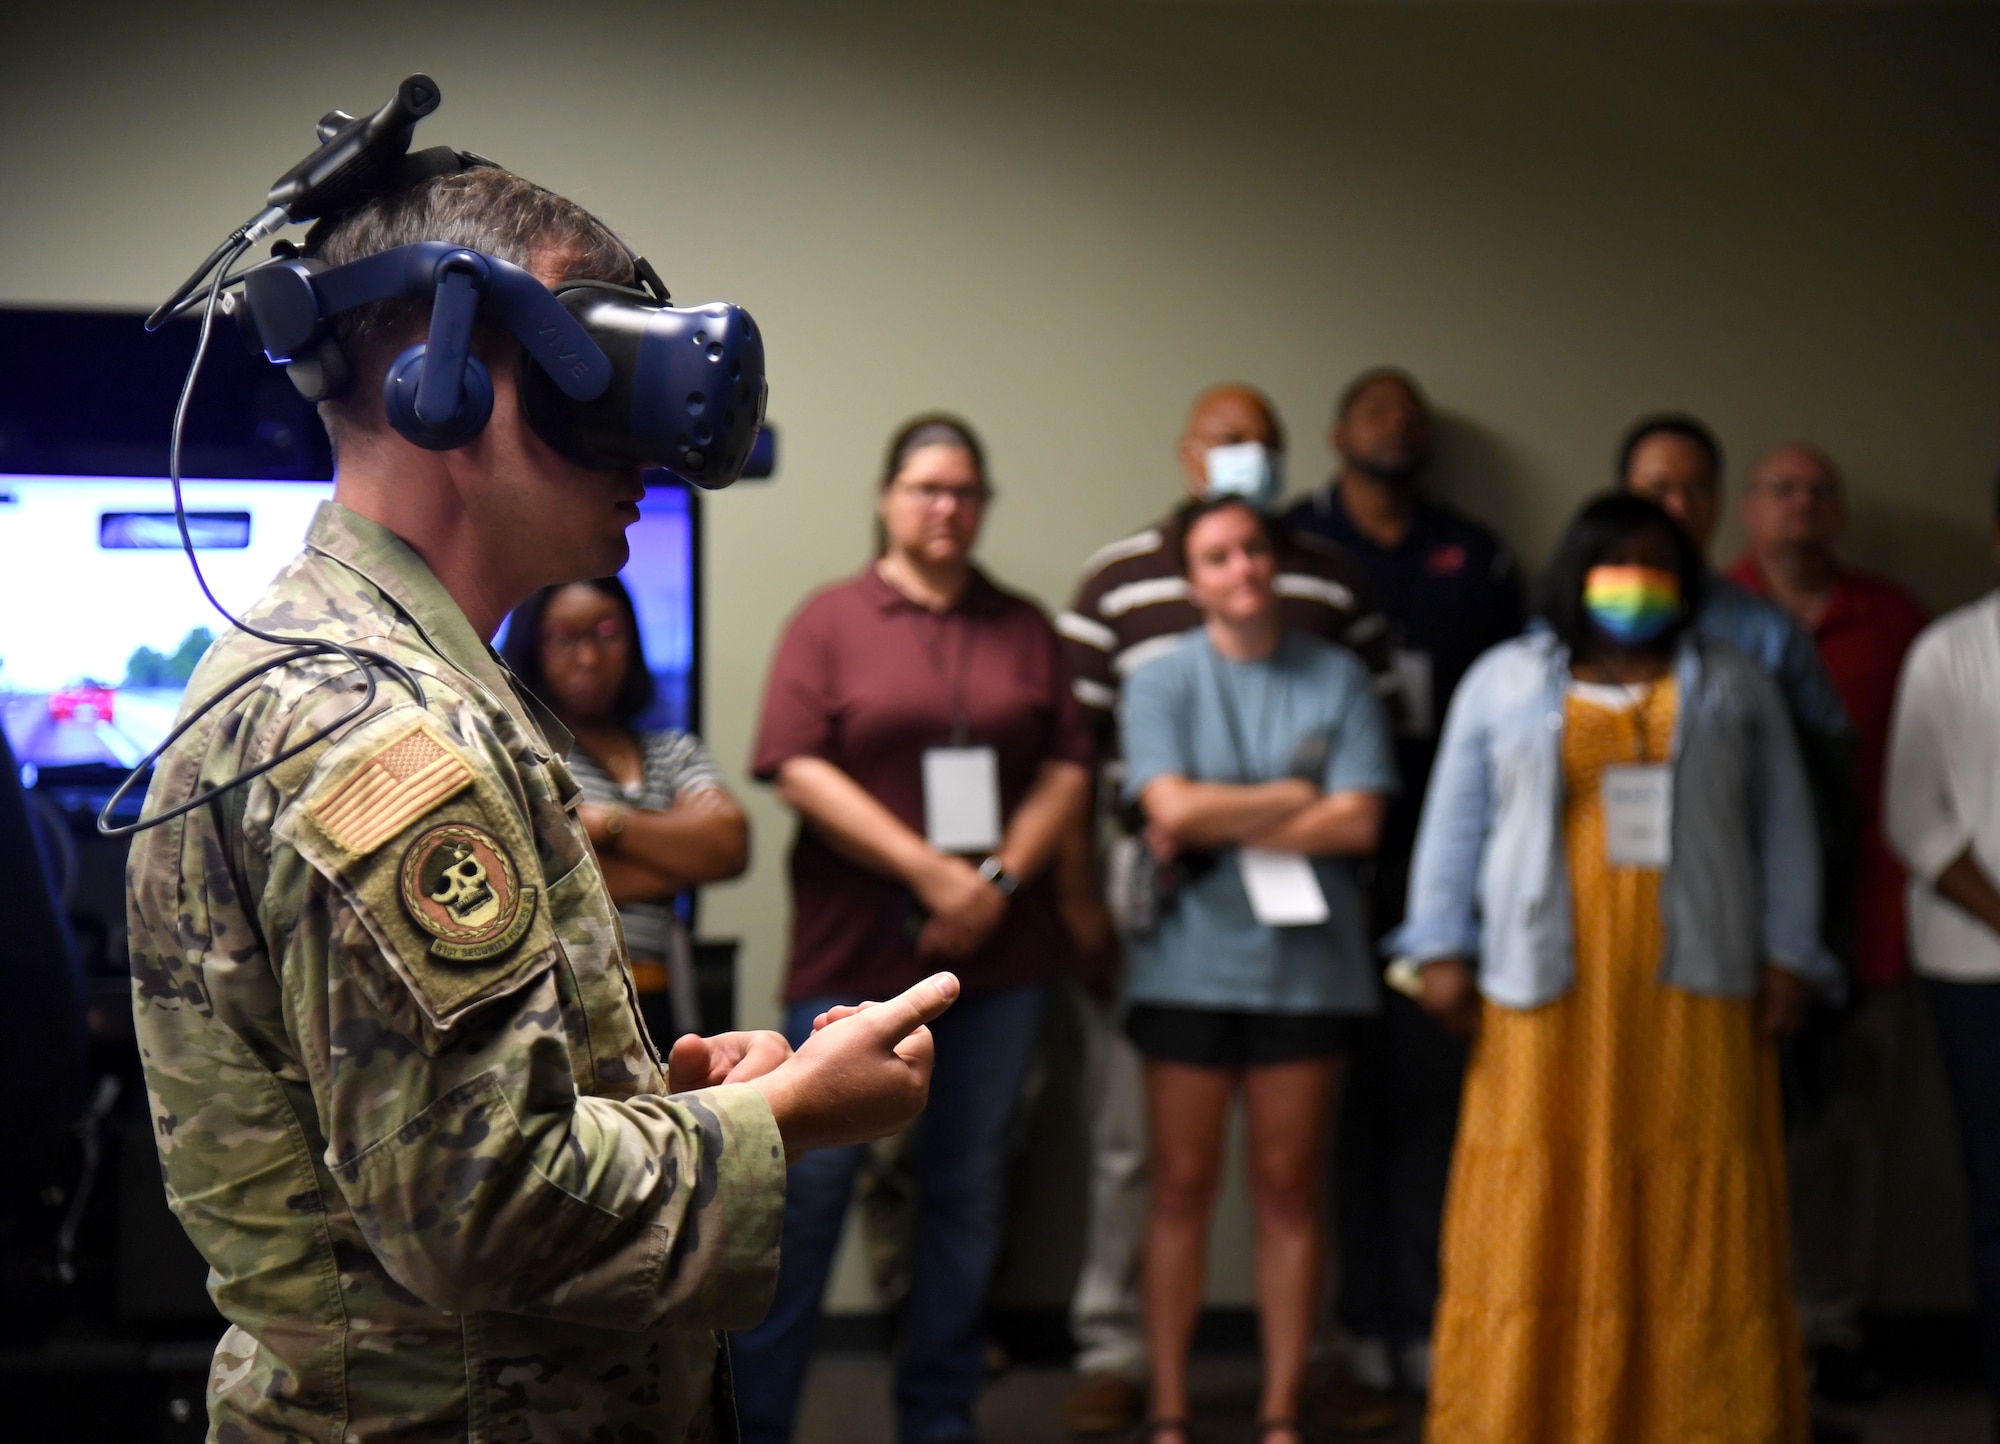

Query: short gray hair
left=309, top=166, right=635, bottom=437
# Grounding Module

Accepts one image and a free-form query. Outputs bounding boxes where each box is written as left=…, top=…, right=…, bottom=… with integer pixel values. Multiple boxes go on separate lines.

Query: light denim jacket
left=1388, top=628, right=1843, bottom=1009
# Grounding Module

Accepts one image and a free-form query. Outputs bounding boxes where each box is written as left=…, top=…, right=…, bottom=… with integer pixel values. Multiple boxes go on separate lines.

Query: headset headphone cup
left=383, top=345, right=494, bottom=450
left=374, top=245, right=499, bottom=451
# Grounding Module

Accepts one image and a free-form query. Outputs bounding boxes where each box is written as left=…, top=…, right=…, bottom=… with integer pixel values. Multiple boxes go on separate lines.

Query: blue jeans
left=731, top=982, right=1050, bottom=1444
left=1926, top=977, right=2000, bottom=1438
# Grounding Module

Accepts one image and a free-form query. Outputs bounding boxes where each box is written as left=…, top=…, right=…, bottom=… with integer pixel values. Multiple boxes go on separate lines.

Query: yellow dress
left=1425, top=680, right=1807, bottom=1444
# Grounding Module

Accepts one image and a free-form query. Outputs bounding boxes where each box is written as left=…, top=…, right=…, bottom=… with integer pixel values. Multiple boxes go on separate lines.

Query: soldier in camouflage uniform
left=126, top=167, right=954, bottom=1443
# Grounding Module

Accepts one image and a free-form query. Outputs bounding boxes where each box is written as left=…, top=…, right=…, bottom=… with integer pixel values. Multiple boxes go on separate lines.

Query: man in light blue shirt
left=1617, top=413, right=1850, bottom=741
left=1618, top=414, right=1856, bottom=964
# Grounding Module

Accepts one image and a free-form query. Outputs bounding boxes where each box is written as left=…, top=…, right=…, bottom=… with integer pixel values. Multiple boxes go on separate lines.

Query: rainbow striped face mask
left=1582, top=565, right=1682, bottom=645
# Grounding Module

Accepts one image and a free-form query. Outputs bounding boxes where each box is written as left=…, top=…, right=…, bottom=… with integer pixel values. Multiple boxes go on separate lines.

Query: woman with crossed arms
left=1120, top=494, right=1396, bottom=1444
left=502, top=575, right=748, bottom=1033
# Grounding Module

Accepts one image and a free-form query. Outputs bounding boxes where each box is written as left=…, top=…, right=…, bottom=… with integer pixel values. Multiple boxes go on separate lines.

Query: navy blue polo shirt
left=1284, top=482, right=1525, bottom=930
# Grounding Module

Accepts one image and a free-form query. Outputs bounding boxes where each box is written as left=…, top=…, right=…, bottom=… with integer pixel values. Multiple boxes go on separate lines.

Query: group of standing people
left=535, top=368, right=1989, bottom=1444
left=122, top=158, right=2000, bottom=1444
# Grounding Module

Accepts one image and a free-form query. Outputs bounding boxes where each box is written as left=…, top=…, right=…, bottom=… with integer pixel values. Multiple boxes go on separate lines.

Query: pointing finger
left=860, top=973, right=960, bottom=1044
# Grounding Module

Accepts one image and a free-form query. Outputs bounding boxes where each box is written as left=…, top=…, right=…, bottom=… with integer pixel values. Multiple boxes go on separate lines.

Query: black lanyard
left=921, top=607, right=977, bottom=746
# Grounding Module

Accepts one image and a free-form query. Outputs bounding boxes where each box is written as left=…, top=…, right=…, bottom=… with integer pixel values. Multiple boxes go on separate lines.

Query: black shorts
left=1125, top=1004, right=1357, bottom=1069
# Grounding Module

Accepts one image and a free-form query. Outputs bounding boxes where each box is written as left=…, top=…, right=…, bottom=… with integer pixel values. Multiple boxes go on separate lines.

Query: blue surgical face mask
left=1203, top=441, right=1284, bottom=511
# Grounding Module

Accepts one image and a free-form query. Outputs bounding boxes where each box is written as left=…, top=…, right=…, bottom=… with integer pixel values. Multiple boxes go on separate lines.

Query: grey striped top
left=566, top=729, right=724, bottom=959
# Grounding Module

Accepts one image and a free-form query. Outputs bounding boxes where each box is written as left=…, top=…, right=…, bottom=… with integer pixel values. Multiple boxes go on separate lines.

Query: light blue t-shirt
left=1120, top=629, right=1399, bottom=1016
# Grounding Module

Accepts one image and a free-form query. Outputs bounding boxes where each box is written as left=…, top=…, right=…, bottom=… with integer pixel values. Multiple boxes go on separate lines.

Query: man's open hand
left=754, top=972, right=960, bottom=1162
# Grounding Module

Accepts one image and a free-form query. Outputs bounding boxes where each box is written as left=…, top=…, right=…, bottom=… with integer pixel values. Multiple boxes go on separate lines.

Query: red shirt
left=1729, top=556, right=1929, bottom=986
left=752, top=565, right=1092, bottom=1001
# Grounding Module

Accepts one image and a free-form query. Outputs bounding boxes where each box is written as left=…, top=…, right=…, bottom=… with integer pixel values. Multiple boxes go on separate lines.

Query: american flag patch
left=312, top=724, right=475, bottom=856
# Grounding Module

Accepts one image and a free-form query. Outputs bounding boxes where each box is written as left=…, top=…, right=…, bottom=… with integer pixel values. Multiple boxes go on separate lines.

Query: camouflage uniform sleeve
left=261, top=700, right=785, bottom=1331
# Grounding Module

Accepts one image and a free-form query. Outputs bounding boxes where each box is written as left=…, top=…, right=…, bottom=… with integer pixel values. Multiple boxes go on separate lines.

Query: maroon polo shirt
left=1729, top=556, right=1930, bottom=986
left=753, top=565, right=1092, bottom=1001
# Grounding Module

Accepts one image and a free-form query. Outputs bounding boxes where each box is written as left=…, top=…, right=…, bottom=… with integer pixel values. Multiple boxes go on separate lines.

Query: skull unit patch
left=399, top=822, right=538, bottom=961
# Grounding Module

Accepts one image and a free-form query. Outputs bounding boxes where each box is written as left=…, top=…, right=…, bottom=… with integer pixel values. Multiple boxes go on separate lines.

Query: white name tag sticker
left=1393, top=648, right=1434, bottom=738
left=1239, top=846, right=1331, bottom=927
left=922, top=746, right=1002, bottom=853
left=1603, top=764, right=1672, bottom=869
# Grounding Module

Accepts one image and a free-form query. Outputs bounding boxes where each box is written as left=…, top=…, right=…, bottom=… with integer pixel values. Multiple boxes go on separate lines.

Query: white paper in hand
left=1603, top=763, right=1672, bottom=869
left=1239, top=847, right=1330, bottom=927
left=922, top=746, right=1002, bottom=853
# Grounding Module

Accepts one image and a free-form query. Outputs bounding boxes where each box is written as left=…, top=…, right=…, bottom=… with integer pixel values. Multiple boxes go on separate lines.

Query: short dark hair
left=880, top=412, right=987, bottom=490
left=1335, top=366, right=1426, bottom=424
left=1615, top=412, right=1723, bottom=489
left=308, top=167, right=635, bottom=440
left=1536, top=491, right=1706, bottom=655
left=499, top=576, right=656, bottom=725
left=874, top=412, right=989, bottom=556
left=1173, top=494, right=1273, bottom=575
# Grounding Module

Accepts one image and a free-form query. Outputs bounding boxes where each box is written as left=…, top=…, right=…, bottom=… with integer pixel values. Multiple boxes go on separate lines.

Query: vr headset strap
left=246, top=243, right=615, bottom=402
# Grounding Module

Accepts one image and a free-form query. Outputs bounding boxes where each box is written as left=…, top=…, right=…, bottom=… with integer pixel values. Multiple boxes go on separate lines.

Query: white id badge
left=922, top=746, right=1002, bottom=853
left=1603, top=764, right=1672, bottom=869
left=1392, top=648, right=1434, bottom=738
left=1238, top=847, right=1331, bottom=927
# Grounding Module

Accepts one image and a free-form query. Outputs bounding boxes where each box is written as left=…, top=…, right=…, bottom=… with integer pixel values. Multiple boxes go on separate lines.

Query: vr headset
left=150, top=74, right=767, bottom=490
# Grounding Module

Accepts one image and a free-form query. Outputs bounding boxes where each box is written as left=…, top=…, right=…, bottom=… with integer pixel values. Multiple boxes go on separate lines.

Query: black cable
left=144, top=225, right=251, bottom=333
left=159, top=257, right=274, bottom=325
left=99, top=237, right=426, bottom=837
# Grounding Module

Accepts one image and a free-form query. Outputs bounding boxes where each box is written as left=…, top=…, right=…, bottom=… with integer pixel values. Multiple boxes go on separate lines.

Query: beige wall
left=8, top=1, right=1996, bottom=1313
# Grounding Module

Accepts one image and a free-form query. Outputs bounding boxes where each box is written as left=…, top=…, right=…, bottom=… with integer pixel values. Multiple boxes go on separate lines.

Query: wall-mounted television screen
left=0, top=475, right=699, bottom=778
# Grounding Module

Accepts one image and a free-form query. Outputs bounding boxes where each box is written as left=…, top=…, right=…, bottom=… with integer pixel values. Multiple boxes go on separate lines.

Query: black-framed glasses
left=894, top=480, right=993, bottom=508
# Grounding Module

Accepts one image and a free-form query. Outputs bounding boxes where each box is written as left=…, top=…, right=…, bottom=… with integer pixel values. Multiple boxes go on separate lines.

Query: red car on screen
left=49, top=682, right=115, bottom=726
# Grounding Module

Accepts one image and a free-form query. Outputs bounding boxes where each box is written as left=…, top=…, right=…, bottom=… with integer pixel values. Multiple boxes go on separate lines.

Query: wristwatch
left=977, top=854, right=1017, bottom=898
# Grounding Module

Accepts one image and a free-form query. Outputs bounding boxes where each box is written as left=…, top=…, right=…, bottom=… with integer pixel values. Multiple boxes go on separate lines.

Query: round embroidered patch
left=399, top=822, right=537, bottom=961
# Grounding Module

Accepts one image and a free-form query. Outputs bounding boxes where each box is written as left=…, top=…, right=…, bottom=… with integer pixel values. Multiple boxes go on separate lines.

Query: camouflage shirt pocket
left=279, top=706, right=559, bottom=1037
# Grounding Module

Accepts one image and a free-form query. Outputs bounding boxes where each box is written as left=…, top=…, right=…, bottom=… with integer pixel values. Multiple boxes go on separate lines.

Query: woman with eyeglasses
left=1397, top=493, right=1841, bottom=1443
left=501, top=575, right=748, bottom=1031
left=733, top=413, right=1094, bottom=1444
